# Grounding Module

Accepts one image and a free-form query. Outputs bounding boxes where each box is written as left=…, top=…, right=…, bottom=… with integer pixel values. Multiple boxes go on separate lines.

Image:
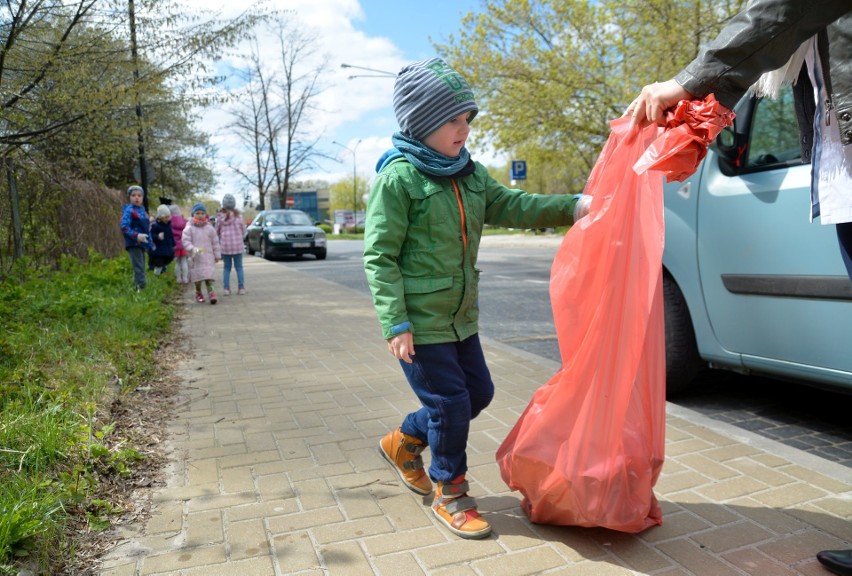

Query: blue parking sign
left=511, top=160, right=527, bottom=180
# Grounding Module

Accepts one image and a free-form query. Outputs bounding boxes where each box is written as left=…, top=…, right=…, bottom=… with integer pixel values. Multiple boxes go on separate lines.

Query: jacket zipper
left=451, top=179, right=467, bottom=252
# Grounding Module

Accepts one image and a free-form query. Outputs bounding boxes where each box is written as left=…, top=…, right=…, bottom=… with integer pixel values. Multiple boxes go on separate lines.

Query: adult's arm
left=676, top=0, right=851, bottom=110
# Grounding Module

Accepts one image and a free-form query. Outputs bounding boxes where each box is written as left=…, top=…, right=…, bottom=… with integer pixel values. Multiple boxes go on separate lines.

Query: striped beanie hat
left=392, top=58, right=478, bottom=141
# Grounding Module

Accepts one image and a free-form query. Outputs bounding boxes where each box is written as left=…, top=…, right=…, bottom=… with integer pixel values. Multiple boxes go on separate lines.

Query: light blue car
left=662, top=88, right=852, bottom=396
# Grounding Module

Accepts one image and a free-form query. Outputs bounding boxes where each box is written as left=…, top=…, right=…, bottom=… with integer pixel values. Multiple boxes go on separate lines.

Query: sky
left=177, top=0, right=494, bottom=205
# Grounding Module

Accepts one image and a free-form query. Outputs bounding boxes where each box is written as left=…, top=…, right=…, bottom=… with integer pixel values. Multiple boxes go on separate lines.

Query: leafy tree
left=329, top=175, right=368, bottom=216
left=0, top=0, right=264, bottom=184
left=1, top=1, right=124, bottom=154
left=436, top=0, right=746, bottom=193
left=0, top=0, right=265, bottom=269
left=25, top=28, right=215, bottom=203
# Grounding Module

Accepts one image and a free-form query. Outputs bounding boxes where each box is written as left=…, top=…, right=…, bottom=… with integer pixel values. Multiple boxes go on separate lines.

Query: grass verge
left=0, top=252, right=181, bottom=574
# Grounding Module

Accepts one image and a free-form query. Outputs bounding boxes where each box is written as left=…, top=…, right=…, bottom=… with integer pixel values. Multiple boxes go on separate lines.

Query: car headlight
left=315, top=231, right=326, bottom=246
left=268, top=232, right=285, bottom=241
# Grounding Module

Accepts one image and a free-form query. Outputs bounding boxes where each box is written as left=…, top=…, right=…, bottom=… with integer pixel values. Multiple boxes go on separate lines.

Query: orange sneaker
left=378, top=428, right=432, bottom=495
left=432, top=477, right=491, bottom=539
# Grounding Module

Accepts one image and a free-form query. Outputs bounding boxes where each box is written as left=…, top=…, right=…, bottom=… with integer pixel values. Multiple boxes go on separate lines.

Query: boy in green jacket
left=363, top=57, right=590, bottom=539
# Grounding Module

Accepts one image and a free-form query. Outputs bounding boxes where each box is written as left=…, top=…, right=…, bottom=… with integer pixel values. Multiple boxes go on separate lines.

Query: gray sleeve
left=676, top=0, right=850, bottom=110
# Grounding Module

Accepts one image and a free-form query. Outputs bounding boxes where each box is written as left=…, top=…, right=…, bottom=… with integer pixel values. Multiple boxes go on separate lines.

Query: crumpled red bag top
left=633, top=93, right=735, bottom=182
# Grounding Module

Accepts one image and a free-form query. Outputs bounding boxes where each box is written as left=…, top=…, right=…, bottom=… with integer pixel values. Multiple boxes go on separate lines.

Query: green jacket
left=363, top=159, right=581, bottom=345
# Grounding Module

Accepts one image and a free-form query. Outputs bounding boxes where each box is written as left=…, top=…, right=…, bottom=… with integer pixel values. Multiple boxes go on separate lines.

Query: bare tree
left=271, top=19, right=328, bottom=208
left=227, top=46, right=281, bottom=210
left=228, top=15, right=329, bottom=209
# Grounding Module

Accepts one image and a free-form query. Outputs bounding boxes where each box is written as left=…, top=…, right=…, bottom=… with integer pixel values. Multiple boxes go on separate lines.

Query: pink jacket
left=182, top=220, right=221, bottom=283
left=171, top=213, right=187, bottom=252
left=215, top=210, right=246, bottom=255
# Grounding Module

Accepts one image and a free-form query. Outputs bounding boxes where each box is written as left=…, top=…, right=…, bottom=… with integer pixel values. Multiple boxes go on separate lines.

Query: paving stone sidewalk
left=99, top=256, right=851, bottom=576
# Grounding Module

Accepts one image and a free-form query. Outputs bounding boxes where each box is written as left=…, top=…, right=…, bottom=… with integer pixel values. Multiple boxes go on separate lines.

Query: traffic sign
left=511, top=160, right=527, bottom=180
left=286, top=196, right=295, bottom=207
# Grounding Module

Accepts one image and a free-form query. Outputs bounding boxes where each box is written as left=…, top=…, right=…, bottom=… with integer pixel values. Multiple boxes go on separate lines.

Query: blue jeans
left=222, top=253, right=244, bottom=290
left=127, top=247, right=146, bottom=289
left=398, top=334, right=495, bottom=483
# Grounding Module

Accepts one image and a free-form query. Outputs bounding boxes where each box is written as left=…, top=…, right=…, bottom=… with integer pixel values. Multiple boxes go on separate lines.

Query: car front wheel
left=245, top=238, right=255, bottom=255
left=260, top=239, right=270, bottom=260
left=663, top=273, right=704, bottom=397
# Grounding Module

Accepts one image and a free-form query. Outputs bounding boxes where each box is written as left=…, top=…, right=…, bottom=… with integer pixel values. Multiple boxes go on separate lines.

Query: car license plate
left=292, top=242, right=310, bottom=248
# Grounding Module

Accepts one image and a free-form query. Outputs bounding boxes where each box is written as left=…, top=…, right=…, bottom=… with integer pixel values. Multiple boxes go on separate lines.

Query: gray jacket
left=675, top=0, right=852, bottom=151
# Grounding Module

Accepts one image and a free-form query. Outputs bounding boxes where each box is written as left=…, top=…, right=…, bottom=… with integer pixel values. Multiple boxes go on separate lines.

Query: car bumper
left=266, top=240, right=325, bottom=256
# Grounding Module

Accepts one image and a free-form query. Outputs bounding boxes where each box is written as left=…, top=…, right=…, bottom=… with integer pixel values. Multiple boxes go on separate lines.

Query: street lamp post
left=332, top=139, right=362, bottom=232
left=340, top=63, right=396, bottom=79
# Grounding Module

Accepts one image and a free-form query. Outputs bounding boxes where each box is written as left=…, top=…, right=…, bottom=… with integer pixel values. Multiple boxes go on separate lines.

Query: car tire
left=663, top=273, right=704, bottom=397
left=315, top=249, right=327, bottom=260
left=245, top=239, right=255, bottom=255
left=260, top=239, right=270, bottom=260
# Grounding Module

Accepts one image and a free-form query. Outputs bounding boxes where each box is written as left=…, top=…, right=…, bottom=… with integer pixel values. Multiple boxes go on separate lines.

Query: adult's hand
left=626, top=79, right=693, bottom=129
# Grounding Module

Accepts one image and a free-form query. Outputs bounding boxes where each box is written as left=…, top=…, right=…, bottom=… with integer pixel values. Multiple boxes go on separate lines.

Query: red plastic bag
left=633, top=94, right=735, bottom=181
left=496, top=96, right=733, bottom=533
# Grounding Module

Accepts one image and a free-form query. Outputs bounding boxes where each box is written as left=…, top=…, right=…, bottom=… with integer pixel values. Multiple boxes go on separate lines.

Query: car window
left=287, top=212, right=311, bottom=226
left=745, top=90, right=802, bottom=169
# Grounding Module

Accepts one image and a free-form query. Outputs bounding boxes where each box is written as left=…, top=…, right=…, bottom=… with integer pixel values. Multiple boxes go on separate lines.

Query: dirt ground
left=55, top=329, right=190, bottom=576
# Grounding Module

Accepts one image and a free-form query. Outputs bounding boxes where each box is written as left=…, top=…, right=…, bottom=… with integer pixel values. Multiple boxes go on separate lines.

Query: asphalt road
left=263, top=237, right=852, bottom=468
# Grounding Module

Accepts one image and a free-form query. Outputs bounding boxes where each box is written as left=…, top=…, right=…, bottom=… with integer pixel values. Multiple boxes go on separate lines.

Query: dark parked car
left=244, top=209, right=327, bottom=260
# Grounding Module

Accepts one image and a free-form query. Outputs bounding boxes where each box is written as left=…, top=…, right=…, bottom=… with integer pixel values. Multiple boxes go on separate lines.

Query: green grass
left=0, top=252, right=180, bottom=573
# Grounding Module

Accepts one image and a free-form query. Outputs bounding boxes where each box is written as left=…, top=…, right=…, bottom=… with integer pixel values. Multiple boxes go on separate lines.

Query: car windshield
left=266, top=212, right=311, bottom=226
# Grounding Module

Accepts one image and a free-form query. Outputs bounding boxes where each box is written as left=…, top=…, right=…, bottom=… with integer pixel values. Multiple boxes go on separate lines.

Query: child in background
left=120, top=185, right=154, bottom=291
left=169, top=205, right=189, bottom=284
left=215, top=193, right=247, bottom=295
left=148, top=204, right=176, bottom=275
left=364, top=58, right=590, bottom=540
left=182, top=202, right=221, bottom=304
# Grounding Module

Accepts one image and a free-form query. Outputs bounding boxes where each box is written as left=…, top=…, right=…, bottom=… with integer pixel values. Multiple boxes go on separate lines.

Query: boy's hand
left=573, top=194, right=592, bottom=222
left=137, top=233, right=148, bottom=244
left=387, top=333, right=415, bottom=364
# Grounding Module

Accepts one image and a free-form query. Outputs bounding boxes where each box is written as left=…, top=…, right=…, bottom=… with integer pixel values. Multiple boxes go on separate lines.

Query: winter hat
left=156, top=204, right=171, bottom=219
left=393, top=58, right=478, bottom=141
left=169, top=205, right=182, bottom=216
left=191, top=202, right=207, bottom=216
left=127, top=185, right=144, bottom=196
left=222, top=193, right=236, bottom=210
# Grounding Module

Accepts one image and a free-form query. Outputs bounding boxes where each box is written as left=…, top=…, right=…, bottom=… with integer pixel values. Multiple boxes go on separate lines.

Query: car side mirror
left=715, top=125, right=747, bottom=176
